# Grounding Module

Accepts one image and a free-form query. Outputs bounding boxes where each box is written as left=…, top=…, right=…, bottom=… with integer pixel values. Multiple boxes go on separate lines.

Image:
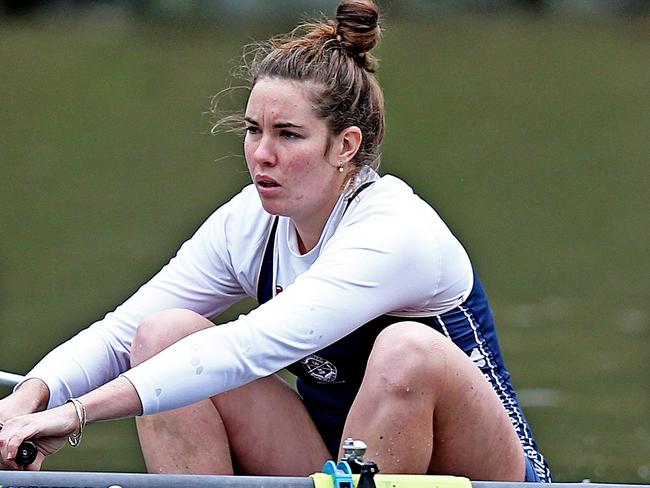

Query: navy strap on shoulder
left=256, top=217, right=279, bottom=304
left=344, top=181, right=374, bottom=213
left=257, top=181, right=375, bottom=304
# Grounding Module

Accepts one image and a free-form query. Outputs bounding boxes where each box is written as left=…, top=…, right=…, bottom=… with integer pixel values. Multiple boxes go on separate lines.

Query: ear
left=335, top=126, right=363, bottom=163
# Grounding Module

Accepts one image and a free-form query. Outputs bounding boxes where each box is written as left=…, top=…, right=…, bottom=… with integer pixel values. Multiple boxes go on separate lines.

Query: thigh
left=427, top=332, right=524, bottom=480
left=212, top=374, right=330, bottom=476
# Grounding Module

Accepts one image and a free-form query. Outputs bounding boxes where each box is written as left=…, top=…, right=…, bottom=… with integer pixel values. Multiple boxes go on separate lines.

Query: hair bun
left=335, top=0, right=381, bottom=55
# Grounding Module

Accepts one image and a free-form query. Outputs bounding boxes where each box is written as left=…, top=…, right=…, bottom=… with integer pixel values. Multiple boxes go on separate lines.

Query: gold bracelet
left=66, top=398, right=87, bottom=448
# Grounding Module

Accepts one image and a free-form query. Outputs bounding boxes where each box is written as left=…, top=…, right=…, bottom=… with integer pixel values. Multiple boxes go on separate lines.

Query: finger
left=0, top=438, right=16, bottom=469
left=2, top=438, right=42, bottom=470
left=0, top=453, right=20, bottom=471
left=7, top=432, right=38, bottom=464
left=7, top=434, right=24, bottom=461
left=0, top=421, right=41, bottom=470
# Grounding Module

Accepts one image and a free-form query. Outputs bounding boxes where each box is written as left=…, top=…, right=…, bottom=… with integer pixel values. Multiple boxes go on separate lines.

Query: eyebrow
left=244, top=117, right=303, bottom=129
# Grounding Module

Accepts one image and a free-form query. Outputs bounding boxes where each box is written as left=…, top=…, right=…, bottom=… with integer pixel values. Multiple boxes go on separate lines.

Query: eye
left=245, top=125, right=260, bottom=135
left=280, top=130, right=301, bottom=139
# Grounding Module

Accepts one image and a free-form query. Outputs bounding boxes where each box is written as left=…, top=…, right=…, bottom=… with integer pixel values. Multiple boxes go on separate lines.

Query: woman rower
left=0, top=0, right=550, bottom=481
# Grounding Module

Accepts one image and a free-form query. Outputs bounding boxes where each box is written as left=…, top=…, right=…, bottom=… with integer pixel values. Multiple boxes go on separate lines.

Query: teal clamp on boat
left=318, top=438, right=380, bottom=488
left=322, top=460, right=355, bottom=488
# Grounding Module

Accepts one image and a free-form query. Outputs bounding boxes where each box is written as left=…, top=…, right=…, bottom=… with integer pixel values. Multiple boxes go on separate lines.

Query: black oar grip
left=15, top=440, right=38, bottom=466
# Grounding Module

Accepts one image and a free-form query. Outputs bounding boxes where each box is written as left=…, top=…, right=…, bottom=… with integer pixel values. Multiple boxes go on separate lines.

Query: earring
left=337, top=162, right=345, bottom=173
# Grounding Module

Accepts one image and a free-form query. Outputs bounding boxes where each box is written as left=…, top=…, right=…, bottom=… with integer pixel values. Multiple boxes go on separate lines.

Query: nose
left=250, top=133, right=277, bottom=167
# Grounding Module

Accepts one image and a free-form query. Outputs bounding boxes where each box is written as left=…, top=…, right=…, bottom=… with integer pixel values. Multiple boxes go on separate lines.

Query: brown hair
left=215, top=0, right=385, bottom=173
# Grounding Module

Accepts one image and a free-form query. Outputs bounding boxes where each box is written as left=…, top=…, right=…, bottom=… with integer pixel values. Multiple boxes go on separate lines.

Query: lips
left=255, top=175, right=281, bottom=188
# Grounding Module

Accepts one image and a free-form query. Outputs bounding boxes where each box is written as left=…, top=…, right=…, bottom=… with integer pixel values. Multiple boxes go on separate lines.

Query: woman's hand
left=0, top=403, right=77, bottom=471
left=1, top=376, right=143, bottom=470
left=0, top=378, right=53, bottom=470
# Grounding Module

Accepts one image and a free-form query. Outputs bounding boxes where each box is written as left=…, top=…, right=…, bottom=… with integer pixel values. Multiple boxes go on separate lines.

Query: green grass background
left=1, top=12, right=649, bottom=482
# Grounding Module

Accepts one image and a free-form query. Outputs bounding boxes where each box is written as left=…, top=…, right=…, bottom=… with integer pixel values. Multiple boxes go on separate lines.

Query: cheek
left=243, top=140, right=253, bottom=166
left=284, top=151, right=314, bottom=176
left=282, top=157, right=314, bottom=202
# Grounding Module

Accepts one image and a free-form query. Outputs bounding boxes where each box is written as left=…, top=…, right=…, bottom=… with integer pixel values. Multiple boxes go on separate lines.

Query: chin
left=260, top=201, right=290, bottom=217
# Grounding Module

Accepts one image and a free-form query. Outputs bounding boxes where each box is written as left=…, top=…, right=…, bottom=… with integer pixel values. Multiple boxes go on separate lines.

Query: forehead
left=245, top=78, right=320, bottom=121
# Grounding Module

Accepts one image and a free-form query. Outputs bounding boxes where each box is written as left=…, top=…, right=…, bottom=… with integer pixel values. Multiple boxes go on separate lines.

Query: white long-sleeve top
left=25, top=167, right=473, bottom=414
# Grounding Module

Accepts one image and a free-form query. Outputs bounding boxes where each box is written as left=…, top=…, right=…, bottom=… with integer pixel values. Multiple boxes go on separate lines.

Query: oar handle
left=16, top=440, right=38, bottom=466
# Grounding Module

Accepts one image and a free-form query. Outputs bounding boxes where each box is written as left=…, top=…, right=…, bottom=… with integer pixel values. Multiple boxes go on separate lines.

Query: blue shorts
left=525, top=455, right=543, bottom=482
left=306, top=406, right=348, bottom=459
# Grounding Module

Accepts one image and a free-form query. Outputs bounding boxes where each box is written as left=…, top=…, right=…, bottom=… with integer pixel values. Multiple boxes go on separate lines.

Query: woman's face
left=244, top=77, right=350, bottom=233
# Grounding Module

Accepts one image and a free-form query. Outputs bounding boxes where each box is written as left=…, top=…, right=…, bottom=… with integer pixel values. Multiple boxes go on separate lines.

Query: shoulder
left=335, top=174, right=473, bottom=311
left=337, top=172, right=472, bottom=273
left=344, top=174, right=449, bottom=237
left=323, top=175, right=445, bottom=268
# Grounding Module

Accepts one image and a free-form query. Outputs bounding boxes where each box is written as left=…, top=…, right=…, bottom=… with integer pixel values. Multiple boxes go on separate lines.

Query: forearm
left=26, top=234, right=243, bottom=410
left=0, top=378, right=50, bottom=421
left=77, top=376, right=143, bottom=424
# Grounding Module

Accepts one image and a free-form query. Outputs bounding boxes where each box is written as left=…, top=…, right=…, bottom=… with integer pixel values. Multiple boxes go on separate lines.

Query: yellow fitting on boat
left=310, top=473, right=472, bottom=488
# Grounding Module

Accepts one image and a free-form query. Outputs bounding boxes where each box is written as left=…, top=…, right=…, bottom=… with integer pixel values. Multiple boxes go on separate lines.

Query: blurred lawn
left=1, top=13, right=649, bottom=482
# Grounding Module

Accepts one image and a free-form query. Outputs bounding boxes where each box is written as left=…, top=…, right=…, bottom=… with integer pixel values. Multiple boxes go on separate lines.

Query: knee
left=131, top=308, right=212, bottom=366
left=365, top=322, right=450, bottom=397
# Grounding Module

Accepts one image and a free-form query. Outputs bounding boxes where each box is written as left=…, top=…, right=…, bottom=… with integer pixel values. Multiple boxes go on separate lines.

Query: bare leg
left=341, top=322, right=525, bottom=481
left=135, top=400, right=231, bottom=474
left=131, top=308, right=330, bottom=475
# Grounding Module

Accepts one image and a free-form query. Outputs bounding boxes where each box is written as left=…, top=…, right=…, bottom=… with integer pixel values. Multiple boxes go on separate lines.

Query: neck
left=292, top=193, right=343, bottom=254
left=294, top=218, right=326, bottom=254
left=292, top=171, right=356, bottom=254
